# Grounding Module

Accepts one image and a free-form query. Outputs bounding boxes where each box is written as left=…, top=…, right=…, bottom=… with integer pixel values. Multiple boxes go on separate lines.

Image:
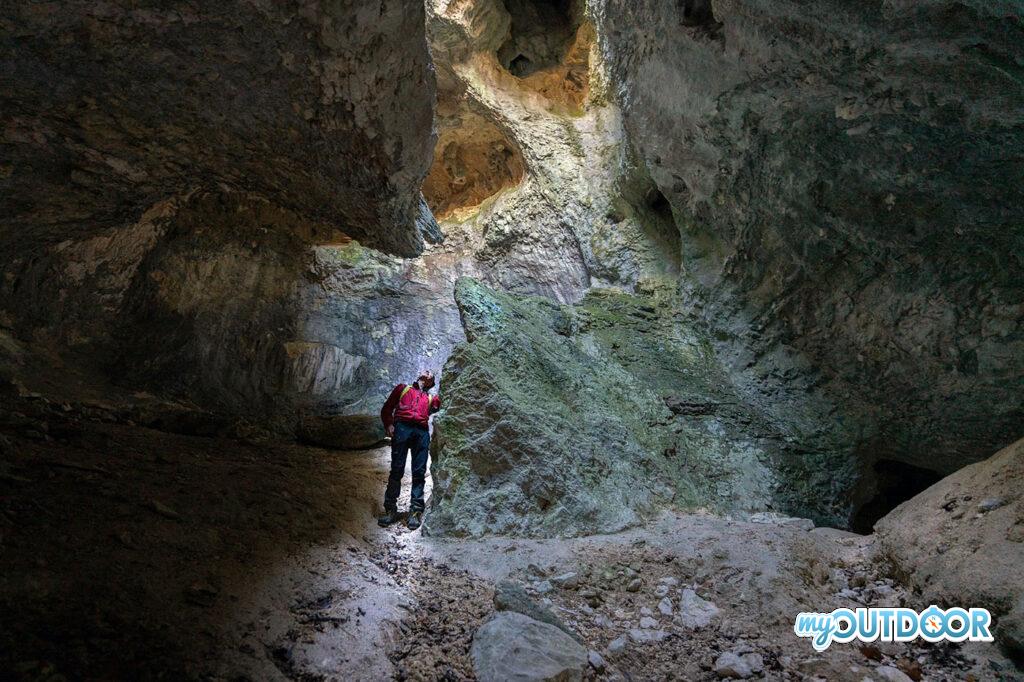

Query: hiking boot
left=377, top=509, right=402, bottom=527
left=407, top=510, right=423, bottom=530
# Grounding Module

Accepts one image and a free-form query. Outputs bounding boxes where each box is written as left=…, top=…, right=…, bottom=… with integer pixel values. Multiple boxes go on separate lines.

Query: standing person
left=378, top=370, right=440, bottom=530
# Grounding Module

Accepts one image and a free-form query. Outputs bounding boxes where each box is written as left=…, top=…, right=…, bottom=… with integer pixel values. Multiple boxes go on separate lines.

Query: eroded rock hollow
left=1, top=0, right=1022, bottom=678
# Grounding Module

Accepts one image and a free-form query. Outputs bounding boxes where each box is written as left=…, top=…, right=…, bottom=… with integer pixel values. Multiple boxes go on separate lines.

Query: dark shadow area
left=0, top=388, right=394, bottom=679
left=678, top=0, right=717, bottom=27
left=850, top=459, right=943, bottom=533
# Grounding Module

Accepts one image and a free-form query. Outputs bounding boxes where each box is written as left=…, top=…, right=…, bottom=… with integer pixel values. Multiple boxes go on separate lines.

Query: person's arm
left=429, top=394, right=441, bottom=415
left=381, top=384, right=405, bottom=436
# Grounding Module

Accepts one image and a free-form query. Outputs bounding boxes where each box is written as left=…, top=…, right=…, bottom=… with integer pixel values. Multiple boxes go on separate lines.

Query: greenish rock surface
left=427, top=278, right=853, bottom=537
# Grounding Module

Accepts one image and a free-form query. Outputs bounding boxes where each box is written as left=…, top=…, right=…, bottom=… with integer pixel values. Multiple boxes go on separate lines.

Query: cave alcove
left=421, top=102, right=526, bottom=222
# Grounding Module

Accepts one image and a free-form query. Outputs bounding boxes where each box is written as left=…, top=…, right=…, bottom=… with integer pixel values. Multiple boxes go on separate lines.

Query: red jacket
left=381, top=383, right=441, bottom=430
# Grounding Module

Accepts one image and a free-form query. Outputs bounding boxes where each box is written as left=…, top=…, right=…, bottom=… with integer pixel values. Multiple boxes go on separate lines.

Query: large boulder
left=427, top=278, right=853, bottom=536
left=876, top=437, right=1024, bottom=657
left=470, top=612, right=588, bottom=682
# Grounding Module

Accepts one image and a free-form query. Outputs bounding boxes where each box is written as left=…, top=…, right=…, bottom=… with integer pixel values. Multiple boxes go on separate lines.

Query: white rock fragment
left=714, top=651, right=763, bottom=679
left=676, top=589, right=720, bottom=629
left=874, top=666, right=913, bottom=682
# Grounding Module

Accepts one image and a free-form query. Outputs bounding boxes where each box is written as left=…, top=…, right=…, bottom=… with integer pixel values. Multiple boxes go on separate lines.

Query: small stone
left=550, top=572, right=579, bottom=589
left=654, top=584, right=670, bottom=598
left=875, top=665, right=914, bottom=682
left=608, top=635, right=628, bottom=654
left=640, top=606, right=653, bottom=617
left=714, top=651, right=763, bottom=679
left=626, top=578, right=642, bottom=592
left=149, top=499, right=181, bottom=520
left=629, top=628, right=669, bottom=643
left=534, top=580, right=553, bottom=594
left=588, top=650, right=606, bottom=671
left=639, top=616, right=658, bottom=629
left=658, top=597, right=673, bottom=615
left=658, top=576, right=679, bottom=587
left=527, top=563, right=547, bottom=577
left=594, top=614, right=613, bottom=628
left=676, top=589, right=720, bottom=629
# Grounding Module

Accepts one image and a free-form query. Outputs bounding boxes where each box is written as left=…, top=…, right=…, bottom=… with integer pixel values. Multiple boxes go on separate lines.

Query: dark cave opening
left=497, top=0, right=576, bottom=78
left=509, top=54, right=533, bottom=77
left=678, top=0, right=717, bottom=27
left=494, top=0, right=592, bottom=109
left=850, top=459, right=943, bottom=534
left=646, top=187, right=673, bottom=219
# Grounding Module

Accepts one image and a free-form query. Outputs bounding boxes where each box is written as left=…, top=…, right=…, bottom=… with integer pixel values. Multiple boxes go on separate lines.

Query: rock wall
left=591, top=0, right=1024, bottom=478
left=0, top=0, right=439, bottom=425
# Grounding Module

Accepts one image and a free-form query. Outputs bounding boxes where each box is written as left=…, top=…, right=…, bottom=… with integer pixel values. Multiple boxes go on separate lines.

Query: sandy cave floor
left=0, top=397, right=1020, bottom=681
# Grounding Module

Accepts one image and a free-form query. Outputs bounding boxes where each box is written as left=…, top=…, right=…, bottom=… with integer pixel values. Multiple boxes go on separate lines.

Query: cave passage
left=850, top=459, right=944, bottom=534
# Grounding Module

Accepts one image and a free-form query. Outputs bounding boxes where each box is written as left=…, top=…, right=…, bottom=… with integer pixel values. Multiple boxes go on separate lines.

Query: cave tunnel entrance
left=495, top=0, right=592, bottom=110
left=497, top=0, right=575, bottom=77
left=849, top=459, right=943, bottom=534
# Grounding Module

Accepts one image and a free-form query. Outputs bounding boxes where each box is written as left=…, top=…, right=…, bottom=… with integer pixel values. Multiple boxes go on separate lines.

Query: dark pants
left=384, top=421, right=430, bottom=512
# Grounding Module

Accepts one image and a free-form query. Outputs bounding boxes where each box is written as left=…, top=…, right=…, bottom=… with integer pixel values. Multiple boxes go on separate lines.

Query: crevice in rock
left=849, top=459, right=943, bottom=534
left=422, top=95, right=526, bottom=222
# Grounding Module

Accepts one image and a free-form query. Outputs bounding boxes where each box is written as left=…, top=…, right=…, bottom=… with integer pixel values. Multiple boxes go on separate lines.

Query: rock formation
left=590, top=0, right=1024, bottom=485
left=0, top=0, right=439, bottom=428
left=427, top=277, right=858, bottom=535
left=877, top=437, right=1024, bottom=658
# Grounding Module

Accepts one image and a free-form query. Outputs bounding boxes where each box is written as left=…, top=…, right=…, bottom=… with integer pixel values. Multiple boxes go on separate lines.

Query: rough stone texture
left=876, top=437, right=1024, bottom=658
left=592, top=0, right=1024, bottom=480
left=427, top=277, right=858, bottom=536
left=0, top=0, right=436, bottom=256
left=297, top=414, right=385, bottom=451
left=493, top=580, right=577, bottom=639
left=0, top=0, right=439, bottom=428
left=470, top=611, right=588, bottom=682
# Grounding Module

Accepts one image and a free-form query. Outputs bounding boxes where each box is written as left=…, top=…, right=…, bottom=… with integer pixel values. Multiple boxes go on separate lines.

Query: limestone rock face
left=470, top=611, right=588, bottom=682
left=876, top=437, right=1024, bottom=658
left=427, top=278, right=856, bottom=536
left=591, top=0, right=1024, bottom=475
